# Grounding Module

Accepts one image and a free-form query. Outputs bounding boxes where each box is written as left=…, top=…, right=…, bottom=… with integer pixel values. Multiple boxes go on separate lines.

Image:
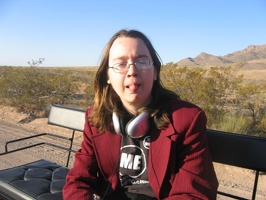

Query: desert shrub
left=235, top=82, right=266, bottom=136
left=161, top=63, right=266, bottom=136
left=0, top=66, right=78, bottom=117
left=210, top=115, right=248, bottom=134
left=78, top=70, right=96, bottom=109
left=161, top=64, right=242, bottom=127
left=0, top=64, right=265, bottom=136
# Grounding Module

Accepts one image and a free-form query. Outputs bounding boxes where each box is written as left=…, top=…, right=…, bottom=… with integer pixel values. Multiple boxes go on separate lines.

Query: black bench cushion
left=0, top=160, right=69, bottom=200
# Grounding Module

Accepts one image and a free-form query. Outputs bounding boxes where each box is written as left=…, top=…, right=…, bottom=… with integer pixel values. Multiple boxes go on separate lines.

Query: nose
left=126, top=63, right=138, bottom=77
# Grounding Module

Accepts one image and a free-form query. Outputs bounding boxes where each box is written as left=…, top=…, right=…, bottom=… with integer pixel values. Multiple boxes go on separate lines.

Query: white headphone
left=112, top=112, right=150, bottom=138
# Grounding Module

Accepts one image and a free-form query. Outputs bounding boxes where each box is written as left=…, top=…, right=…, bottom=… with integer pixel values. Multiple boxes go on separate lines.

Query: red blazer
left=63, top=99, right=218, bottom=199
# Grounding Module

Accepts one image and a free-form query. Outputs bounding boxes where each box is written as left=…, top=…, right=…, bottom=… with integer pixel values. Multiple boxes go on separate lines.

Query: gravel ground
left=0, top=106, right=265, bottom=199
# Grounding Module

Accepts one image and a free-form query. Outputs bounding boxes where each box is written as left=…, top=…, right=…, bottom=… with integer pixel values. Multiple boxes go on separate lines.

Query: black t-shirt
left=119, top=134, right=155, bottom=198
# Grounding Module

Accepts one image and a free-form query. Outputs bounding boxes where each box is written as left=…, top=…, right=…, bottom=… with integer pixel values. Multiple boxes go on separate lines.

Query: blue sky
left=0, top=0, right=265, bottom=67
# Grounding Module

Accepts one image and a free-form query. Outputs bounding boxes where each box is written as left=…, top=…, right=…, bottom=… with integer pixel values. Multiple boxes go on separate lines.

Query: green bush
left=161, top=63, right=266, bottom=136
left=0, top=66, right=78, bottom=117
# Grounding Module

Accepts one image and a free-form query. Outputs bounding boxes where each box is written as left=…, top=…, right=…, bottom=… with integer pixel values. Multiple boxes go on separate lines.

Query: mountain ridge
left=176, top=44, right=266, bottom=69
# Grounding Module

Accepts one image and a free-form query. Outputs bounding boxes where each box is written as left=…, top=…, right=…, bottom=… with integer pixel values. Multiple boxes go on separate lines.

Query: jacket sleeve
left=165, top=109, right=218, bottom=200
left=63, top=109, right=99, bottom=200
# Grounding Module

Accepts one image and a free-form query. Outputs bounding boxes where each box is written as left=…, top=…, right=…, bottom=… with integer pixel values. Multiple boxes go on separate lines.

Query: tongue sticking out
left=128, top=84, right=139, bottom=92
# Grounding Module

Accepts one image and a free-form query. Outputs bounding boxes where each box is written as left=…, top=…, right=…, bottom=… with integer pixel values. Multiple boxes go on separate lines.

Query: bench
left=207, top=130, right=266, bottom=199
left=0, top=105, right=266, bottom=199
left=0, top=104, right=85, bottom=200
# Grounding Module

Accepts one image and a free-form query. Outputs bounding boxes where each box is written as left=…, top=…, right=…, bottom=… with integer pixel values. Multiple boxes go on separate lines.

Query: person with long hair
left=63, top=29, right=218, bottom=200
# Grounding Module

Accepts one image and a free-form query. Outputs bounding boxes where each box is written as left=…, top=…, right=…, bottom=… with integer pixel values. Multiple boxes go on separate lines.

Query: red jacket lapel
left=149, top=123, right=175, bottom=196
left=92, top=132, right=121, bottom=183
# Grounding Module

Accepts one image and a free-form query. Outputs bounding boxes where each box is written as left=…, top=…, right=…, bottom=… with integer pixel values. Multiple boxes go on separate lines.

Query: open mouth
left=126, top=84, right=140, bottom=92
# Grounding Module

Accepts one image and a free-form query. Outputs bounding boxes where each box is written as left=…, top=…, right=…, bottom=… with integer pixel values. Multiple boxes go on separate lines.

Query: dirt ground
left=0, top=105, right=265, bottom=199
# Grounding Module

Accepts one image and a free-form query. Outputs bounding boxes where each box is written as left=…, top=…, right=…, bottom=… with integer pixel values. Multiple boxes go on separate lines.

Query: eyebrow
left=113, top=55, right=149, bottom=61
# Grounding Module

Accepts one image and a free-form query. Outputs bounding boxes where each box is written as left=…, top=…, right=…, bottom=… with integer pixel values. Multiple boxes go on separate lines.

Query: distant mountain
left=223, top=45, right=266, bottom=63
left=176, top=44, right=266, bottom=69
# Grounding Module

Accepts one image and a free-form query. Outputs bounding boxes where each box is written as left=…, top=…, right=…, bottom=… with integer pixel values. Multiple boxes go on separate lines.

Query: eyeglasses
left=109, top=60, right=153, bottom=73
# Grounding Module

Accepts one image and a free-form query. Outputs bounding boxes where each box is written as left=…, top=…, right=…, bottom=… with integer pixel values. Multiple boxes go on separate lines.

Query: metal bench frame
left=0, top=104, right=85, bottom=167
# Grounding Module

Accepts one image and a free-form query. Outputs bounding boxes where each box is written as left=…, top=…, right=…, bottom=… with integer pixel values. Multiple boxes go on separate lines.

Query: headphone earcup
left=112, top=112, right=122, bottom=135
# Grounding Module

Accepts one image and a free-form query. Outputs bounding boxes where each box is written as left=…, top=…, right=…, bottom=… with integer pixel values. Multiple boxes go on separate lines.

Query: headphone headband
left=112, top=112, right=150, bottom=138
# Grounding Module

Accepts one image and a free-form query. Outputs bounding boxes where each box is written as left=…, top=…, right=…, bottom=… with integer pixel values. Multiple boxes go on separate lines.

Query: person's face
left=107, top=37, right=157, bottom=114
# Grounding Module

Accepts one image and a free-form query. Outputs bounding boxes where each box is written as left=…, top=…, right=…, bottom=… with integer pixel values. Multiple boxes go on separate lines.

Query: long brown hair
left=89, top=29, right=179, bottom=132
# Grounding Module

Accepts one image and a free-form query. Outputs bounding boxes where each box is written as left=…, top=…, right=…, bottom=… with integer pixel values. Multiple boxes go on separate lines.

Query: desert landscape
left=1, top=44, right=266, bottom=199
